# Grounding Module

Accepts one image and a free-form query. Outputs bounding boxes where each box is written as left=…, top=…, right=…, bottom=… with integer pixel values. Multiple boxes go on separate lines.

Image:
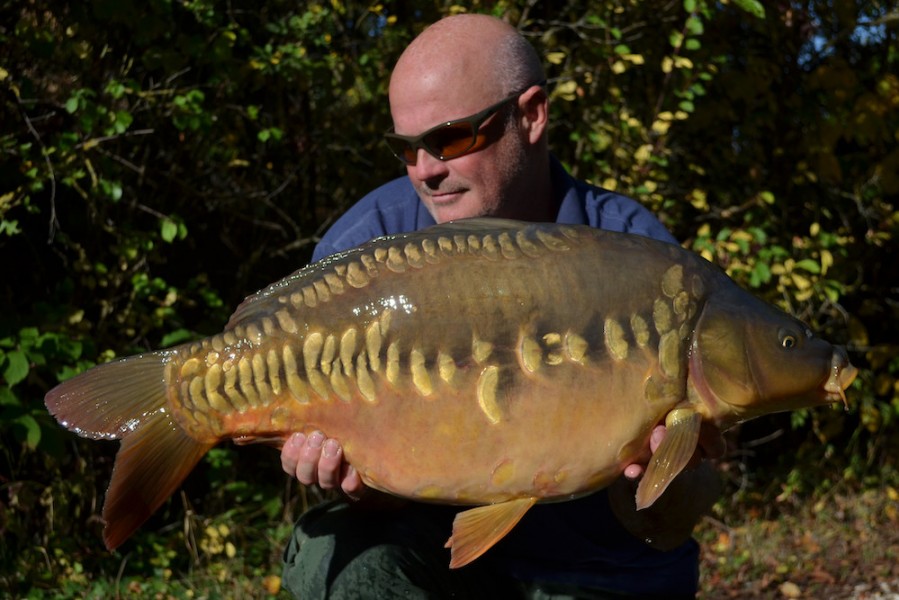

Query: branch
left=14, top=91, right=58, bottom=242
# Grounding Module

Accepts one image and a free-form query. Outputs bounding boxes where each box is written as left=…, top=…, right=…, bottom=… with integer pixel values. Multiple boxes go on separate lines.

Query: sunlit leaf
left=14, top=414, right=41, bottom=449
left=3, top=350, right=29, bottom=386
left=731, top=0, right=765, bottom=19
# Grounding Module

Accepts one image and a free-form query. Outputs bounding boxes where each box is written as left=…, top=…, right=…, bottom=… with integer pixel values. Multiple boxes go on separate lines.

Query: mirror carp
left=45, top=218, right=856, bottom=568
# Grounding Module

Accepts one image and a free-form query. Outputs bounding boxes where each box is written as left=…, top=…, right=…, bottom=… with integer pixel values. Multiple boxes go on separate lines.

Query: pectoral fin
left=635, top=408, right=702, bottom=510
left=445, top=497, right=537, bottom=568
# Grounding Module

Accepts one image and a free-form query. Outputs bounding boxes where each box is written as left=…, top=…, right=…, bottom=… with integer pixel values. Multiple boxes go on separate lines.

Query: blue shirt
left=311, top=158, right=698, bottom=596
left=312, top=158, right=676, bottom=261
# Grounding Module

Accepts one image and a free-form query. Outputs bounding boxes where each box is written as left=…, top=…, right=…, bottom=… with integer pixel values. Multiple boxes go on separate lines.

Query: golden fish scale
left=166, top=223, right=707, bottom=504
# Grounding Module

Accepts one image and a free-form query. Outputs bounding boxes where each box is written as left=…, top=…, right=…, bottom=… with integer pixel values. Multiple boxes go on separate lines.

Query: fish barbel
left=45, top=219, right=857, bottom=567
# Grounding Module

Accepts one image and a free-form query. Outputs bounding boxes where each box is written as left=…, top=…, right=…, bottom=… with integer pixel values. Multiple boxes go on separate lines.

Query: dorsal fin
left=225, top=219, right=574, bottom=329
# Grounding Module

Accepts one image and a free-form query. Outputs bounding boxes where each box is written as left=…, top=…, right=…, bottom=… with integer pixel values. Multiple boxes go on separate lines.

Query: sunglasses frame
left=384, top=80, right=546, bottom=165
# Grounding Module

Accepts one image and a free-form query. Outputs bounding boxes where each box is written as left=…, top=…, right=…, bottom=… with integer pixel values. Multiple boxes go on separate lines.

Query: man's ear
left=517, top=85, right=548, bottom=145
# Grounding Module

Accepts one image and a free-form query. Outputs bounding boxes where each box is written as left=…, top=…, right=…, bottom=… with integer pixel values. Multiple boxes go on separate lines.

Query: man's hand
left=610, top=422, right=725, bottom=550
left=281, top=431, right=365, bottom=499
left=622, top=422, right=727, bottom=480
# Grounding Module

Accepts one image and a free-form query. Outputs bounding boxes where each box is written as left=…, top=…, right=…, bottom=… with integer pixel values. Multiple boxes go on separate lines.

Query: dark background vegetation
left=1, top=0, right=897, bottom=597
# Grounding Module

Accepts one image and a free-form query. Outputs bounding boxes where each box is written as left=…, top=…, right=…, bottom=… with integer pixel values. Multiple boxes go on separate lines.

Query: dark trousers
left=281, top=500, right=691, bottom=599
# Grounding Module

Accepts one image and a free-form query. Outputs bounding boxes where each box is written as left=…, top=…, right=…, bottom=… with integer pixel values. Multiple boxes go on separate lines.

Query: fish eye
left=779, top=328, right=799, bottom=349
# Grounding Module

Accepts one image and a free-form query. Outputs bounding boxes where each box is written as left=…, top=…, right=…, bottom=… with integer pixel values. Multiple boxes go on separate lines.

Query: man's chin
left=427, top=198, right=484, bottom=224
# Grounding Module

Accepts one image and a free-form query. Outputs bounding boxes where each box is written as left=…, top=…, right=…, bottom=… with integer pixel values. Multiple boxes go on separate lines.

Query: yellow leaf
left=623, top=53, right=645, bottom=65
left=546, top=51, right=566, bottom=65
left=601, top=178, right=618, bottom=191
left=651, top=119, right=672, bottom=135
left=887, top=485, right=898, bottom=501
left=661, top=57, right=674, bottom=73
left=611, top=60, right=627, bottom=74
left=553, top=80, right=578, bottom=101
left=689, top=189, right=708, bottom=210
left=0, top=67, right=8, bottom=81
left=634, top=144, right=653, bottom=164
left=674, top=56, right=694, bottom=69
left=820, top=249, right=833, bottom=275
left=263, top=575, right=282, bottom=595
left=780, top=581, right=802, bottom=598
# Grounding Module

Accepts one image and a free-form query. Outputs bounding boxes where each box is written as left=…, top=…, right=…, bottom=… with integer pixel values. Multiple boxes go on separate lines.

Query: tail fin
left=45, top=353, right=215, bottom=550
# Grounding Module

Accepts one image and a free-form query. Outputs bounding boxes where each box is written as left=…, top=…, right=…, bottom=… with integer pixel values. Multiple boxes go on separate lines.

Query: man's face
left=389, top=82, right=529, bottom=223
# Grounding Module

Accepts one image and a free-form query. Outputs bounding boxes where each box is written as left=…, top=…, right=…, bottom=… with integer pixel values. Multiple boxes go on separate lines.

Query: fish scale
left=45, top=218, right=856, bottom=568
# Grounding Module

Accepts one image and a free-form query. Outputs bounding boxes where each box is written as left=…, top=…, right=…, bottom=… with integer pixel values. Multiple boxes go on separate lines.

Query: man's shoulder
left=313, top=176, right=424, bottom=261
left=577, top=181, right=675, bottom=244
left=550, top=158, right=675, bottom=244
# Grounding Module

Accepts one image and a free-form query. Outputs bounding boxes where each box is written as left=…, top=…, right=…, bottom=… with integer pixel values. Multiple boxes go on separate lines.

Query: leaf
left=685, top=16, right=704, bottom=36
left=0, top=386, right=20, bottom=407
left=795, top=258, right=822, bottom=274
left=161, top=218, right=178, bottom=243
left=661, top=57, right=674, bottom=74
left=545, top=51, right=566, bottom=65
left=14, top=414, right=41, bottom=450
left=3, top=350, right=29, bottom=387
left=732, top=0, right=766, bottom=19
left=161, top=328, right=194, bottom=347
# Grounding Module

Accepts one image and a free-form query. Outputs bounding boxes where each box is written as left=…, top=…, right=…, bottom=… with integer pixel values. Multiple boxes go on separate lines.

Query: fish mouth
left=824, top=346, right=857, bottom=409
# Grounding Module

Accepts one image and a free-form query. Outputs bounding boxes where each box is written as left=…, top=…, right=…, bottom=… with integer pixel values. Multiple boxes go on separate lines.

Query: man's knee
left=281, top=501, right=522, bottom=599
left=281, top=501, right=445, bottom=599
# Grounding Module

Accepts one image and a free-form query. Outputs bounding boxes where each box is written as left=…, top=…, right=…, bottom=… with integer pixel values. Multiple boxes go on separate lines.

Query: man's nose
left=407, top=148, right=449, bottom=181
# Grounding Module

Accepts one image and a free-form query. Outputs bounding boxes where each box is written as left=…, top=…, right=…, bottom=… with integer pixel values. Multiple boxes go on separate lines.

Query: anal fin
left=635, top=408, right=702, bottom=510
left=445, top=497, right=537, bottom=568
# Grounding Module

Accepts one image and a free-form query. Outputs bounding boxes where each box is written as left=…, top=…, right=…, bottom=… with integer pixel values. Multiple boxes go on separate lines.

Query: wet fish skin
left=44, top=218, right=856, bottom=566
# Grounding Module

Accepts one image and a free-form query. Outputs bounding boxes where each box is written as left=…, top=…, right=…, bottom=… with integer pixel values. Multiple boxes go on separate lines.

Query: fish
left=44, top=218, right=857, bottom=568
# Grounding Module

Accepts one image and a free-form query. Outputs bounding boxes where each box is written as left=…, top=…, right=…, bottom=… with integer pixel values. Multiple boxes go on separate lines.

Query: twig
left=14, top=94, right=58, bottom=242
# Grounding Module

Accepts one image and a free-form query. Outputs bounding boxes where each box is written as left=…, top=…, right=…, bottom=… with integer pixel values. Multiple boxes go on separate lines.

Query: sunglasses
left=384, top=81, right=546, bottom=165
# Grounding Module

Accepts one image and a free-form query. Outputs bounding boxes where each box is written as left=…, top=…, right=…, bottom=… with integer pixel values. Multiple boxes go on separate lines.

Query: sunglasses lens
left=423, top=122, right=478, bottom=159
left=385, top=137, right=417, bottom=164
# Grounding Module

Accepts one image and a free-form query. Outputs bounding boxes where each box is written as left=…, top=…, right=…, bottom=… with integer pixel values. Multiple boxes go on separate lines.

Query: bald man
left=280, top=14, right=721, bottom=599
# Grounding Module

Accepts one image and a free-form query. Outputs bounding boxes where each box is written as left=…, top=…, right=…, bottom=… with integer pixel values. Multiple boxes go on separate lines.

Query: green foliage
left=1, top=0, right=897, bottom=595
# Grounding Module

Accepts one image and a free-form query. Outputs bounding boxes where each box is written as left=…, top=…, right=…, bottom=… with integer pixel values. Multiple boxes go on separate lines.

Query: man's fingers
left=649, top=424, right=667, bottom=453
left=281, top=432, right=306, bottom=476
left=295, top=431, right=325, bottom=485
left=341, top=465, right=364, bottom=500
left=623, top=464, right=644, bottom=480
left=317, top=439, right=344, bottom=490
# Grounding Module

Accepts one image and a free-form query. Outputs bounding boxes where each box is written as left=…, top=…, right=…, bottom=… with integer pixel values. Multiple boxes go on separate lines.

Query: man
left=281, top=14, right=722, bottom=599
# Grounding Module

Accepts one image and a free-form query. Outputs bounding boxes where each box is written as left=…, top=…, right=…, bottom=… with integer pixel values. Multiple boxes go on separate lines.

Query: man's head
left=387, top=14, right=553, bottom=223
